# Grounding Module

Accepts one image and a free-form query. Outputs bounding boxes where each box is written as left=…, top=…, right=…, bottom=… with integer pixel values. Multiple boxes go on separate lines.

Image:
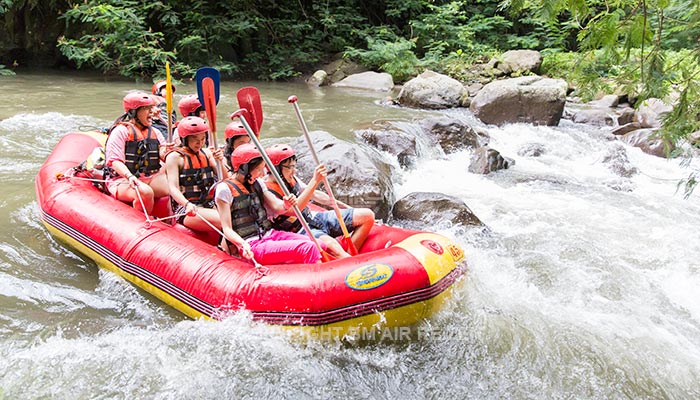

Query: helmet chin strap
left=237, top=163, right=253, bottom=186
left=275, top=165, right=284, bottom=178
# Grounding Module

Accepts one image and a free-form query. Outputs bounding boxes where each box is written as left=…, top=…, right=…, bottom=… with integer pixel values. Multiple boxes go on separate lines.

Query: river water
left=1, top=71, right=699, bottom=399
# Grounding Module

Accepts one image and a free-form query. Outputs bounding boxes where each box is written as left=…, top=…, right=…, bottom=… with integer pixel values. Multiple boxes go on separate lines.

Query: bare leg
left=149, top=173, right=170, bottom=197
left=350, top=208, right=375, bottom=250
left=319, top=235, right=350, bottom=259
left=115, top=179, right=155, bottom=215
left=183, top=207, right=222, bottom=232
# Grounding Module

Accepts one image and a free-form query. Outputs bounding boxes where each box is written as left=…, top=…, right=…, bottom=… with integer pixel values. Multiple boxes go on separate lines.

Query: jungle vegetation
left=1, top=0, right=699, bottom=191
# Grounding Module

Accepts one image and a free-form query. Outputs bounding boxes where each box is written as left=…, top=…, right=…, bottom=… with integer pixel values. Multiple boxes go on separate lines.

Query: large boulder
left=494, top=50, right=543, bottom=75
left=620, top=128, right=676, bottom=158
left=332, top=71, right=395, bottom=92
left=356, top=126, right=418, bottom=168
left=468, top=147, right=514, bottom=174
left=611, top=122, right=642, bottom=136
left=291, top=131, right=395, bottom=220
left=635, top=98, right=673, bottom=128
left=306, top=70, right=328, bottom=87
left=419, top=116, right=489, bottom=154
left=588, top=94, right=621, bottom=108
left=323, top=58, right=367, bottom=84
left=564, top=98, right=636, bottom=126
left=571, top=108, right=617, bottom=126
left=392, top=192, right=483, bottom=227
left=470, top=76, right=567, bottom=126
left=397, top=70, right=467, bottom=109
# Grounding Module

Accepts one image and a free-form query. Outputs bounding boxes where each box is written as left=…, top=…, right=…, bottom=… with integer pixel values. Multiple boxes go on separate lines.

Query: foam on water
left=2, top=101, right=699, bottom=398
left=394, top=119, right=700, bottom=398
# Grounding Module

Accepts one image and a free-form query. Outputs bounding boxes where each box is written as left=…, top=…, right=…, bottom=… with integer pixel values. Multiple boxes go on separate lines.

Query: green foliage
left=57, top=1, right=175, bottom=78
left=313, top=3, right=369, bottom=52
left=344, top=28, right=421, bottom=82
left=0, top=0, right=11, bottom=14
left=0, top=64, right=15, bottom=76
left=410, top=1, right=471, bottom=56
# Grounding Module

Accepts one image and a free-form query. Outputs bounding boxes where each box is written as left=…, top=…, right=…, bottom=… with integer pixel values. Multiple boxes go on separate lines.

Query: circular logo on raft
left=420, top=239, right=444, bottom=255
left=345, top=264, right=394, bottom=291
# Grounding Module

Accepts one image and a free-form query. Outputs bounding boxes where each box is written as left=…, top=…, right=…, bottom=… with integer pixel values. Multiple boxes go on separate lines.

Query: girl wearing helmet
left=177, top=94, right=205, bottom=118
left=151, top=80, right=176, bottom=98
left=222, top=120, right=251, bottom=175
left=164, top=116, right=225, bottom=232
left=214, top=144, right=322, bottom=264
left=150, top=80, right=177, bottom=136
left=172, top=94, right=207, bottom=147
left=264, top=144, right=375, bottom=255
left=104, top=91, right=173, bottom=214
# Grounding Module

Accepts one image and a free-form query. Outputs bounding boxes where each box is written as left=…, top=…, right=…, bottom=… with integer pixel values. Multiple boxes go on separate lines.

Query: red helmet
left=123, top=91, right=156, bottom=112
left=152, top=80, right=176, bottom=96
left=150, top=94, right=165, bottom=105
left=231, top=143, right=262, bottom=172
left=225, top=121, right=247, bottom=139
left=178, top=116, right=209, bottom=137
left=266, top=144, right=296, bottom=166
left=178, top=94, right=202, bottom=117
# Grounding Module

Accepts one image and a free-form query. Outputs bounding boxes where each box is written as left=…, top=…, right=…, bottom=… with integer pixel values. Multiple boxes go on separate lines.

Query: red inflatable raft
left=36, top=131, right=466, bottom=338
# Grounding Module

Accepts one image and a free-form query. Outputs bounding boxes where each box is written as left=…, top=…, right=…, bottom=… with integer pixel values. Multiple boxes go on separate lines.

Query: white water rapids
left=0, top=74, right=698, bottom=399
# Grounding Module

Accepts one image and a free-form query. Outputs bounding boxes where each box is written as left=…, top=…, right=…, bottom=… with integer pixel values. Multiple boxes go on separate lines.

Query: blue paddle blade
left=195, top=67, right=220, bottom=107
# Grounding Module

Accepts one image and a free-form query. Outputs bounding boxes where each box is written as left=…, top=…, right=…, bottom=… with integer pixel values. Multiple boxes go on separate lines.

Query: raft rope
left=57, top=167, right=269, bottom=277
left=194, top=213, right=270, bottom=278
left=129, top=181, right=147, bottom=218
left=56, top=174, right=111, bottom=184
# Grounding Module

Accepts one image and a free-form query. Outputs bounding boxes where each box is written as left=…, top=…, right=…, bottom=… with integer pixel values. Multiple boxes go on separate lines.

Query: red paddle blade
left=237, top=87, right=263, bottom=137
left=202, top=78, right=217, bottom=133
left=341, top=236, right=358, bottom=256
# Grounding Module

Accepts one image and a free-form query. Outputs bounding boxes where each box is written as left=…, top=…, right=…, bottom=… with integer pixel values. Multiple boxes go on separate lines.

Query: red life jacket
left=265, top=178, right=316, bottom=233
left=106, top=122, right=161, bottom=178
left=175, top=147, right=216, bottom=204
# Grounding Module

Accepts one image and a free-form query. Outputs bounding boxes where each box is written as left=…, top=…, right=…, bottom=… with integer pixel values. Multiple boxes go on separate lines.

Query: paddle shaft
left=201, top=78, right=224, bottom=180
left=233, top=110, right=327, bottom=257
left=165, top=62, right=173, bottom=143
left=288, top=97, right=355, bottom=247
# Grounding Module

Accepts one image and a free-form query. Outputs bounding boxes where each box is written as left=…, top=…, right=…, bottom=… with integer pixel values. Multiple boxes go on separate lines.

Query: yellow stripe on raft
left=45, top=219, right=465, bottom=341
left=43, top=221, right=210, bottom=321
left=393, top=233, right=465, bottom=286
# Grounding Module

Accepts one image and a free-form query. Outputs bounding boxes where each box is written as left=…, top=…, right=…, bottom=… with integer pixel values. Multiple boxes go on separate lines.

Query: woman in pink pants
left=214, top=144, right=322, bottom=265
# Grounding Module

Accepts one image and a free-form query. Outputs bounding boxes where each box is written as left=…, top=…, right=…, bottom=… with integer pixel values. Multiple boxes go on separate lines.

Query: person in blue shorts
left=264, top=144, right=375, bottom=258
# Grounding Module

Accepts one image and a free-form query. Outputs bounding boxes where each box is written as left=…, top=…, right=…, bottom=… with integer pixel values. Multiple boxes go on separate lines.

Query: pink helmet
left=178, top=116, right=209, bottom=138
left=266, top=144, right=296, bottom=166
left=123, top=91, right=156, bottom=113
left=150, top=94, right=165, bottom=105
left=178, top=94, right=202, bottom=117
left=225, top=121, right=247, bottom=139
left=231, top=143, right=262, bottom=172
left=152, top=80, right=176, bottom=96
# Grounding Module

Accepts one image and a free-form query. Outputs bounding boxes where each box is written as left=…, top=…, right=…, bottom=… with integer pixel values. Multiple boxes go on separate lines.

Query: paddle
left=165, top=62, right=173, bottom=143
left=287, top=95, right=358, bottom=255
left=236, top=87, right=263, bottom=137
left=195, top=67, right=224, bottom=180
left=231, top=108, right=331, bottom=263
